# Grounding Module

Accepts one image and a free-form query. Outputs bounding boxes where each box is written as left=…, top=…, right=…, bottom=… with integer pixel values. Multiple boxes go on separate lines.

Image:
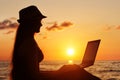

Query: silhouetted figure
left=11, top=5, right=46, bottom=80
left=11, top=5, right=101, bottom=80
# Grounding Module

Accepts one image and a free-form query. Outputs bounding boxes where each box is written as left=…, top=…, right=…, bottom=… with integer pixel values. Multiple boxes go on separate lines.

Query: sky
left=0, top=0, right=120, bottom=61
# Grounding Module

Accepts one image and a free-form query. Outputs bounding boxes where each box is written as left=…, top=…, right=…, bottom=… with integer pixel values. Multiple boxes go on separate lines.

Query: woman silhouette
left=11, top=5, right=46, bottom=80
left=11, top=5, right=101, bottom=80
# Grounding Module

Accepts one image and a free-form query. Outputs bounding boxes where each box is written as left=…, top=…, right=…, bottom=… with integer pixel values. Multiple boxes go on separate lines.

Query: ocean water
left=0, top=60, right=120, bottom=80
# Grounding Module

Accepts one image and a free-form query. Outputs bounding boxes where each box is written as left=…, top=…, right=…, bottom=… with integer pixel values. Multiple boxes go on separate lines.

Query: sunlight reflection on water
left=0, top=61, right=120, bottom=80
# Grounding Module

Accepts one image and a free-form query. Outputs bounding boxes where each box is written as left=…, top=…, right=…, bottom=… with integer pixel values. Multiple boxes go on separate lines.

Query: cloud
left=46, top=22, right=60, bottom=31
left=116, top=25, right=120, bottom=30
left=60, top=21, right=73, bottom=27
left=9, top=23, right=18, bottom=28
left=104, top=25, right=120, bottom=31
left=0, top=19, right=18, bottom=30
left=46, top=21, right=73, bottom=31
left=2, top=19, right=12, bottom=25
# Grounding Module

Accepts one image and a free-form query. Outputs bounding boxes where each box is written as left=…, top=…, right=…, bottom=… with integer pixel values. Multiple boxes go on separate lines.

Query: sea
left=0, top=60, right=120, bottom=80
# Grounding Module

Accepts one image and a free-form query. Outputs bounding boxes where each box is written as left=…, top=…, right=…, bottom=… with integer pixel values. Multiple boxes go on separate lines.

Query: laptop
left=40, top=40, right=101, bottom=79
left=41, top=39, right=101, bottom=73
left=57, top=39, right=101, bottom=70
left=80, top=39, right=101, bottom=68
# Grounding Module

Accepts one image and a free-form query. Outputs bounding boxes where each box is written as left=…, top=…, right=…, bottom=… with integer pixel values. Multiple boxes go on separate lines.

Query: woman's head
left=18, top=5, right=46, bottom=33
left=18, top=5, right=46, bottom=23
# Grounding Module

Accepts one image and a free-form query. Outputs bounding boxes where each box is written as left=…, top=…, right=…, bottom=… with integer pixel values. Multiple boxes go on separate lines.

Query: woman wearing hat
left=11, top=5, right=100, bottom=80
left=11, top=5, right=46, bottom=80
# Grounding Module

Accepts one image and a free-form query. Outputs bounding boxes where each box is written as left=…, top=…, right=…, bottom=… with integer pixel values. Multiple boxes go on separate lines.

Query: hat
left=18, top=5, right=46, bottom=23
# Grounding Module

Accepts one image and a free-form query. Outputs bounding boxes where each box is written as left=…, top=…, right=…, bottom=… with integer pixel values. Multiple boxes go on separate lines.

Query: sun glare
left=68, top=60, right=73, bottom=64
left=67, top=48, right=74, bottom=56
left=67, top=48, right=75, bottom=64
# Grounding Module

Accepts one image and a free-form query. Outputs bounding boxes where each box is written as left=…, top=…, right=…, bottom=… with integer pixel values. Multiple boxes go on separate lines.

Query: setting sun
left=67, top=48, right=74, bottom=56
left=68, top=60, right=73, bottom=64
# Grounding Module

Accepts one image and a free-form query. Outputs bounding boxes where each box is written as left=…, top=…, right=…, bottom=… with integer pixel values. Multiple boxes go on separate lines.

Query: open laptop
left=80, top=39, right=101, bottom=68
left=54, top=39, right=101, bottom=72
left=40, top=40, right=101, bottom=79
left=41, top=39, right=101, bottom=72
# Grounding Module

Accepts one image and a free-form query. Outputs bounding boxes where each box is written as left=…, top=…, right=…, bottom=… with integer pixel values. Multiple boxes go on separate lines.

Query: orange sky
left=0, top=0, right=120, bottom=61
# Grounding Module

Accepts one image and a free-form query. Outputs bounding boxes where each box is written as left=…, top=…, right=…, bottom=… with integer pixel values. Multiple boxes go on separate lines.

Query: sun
left=67, top=48, right=74, bottom=56
left=66, top=48, right=75, bottom=64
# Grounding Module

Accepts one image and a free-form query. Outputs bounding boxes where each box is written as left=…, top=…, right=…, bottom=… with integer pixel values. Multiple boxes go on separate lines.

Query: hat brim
left=17, top=16, right=47, bottom=23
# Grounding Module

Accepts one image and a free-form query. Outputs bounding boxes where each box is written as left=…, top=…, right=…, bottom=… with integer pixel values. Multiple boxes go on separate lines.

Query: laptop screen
left=81, top=39, right=101, bottom=68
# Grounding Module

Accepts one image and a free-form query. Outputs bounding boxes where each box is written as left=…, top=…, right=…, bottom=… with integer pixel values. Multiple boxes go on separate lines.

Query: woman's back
left=11, top=37, right=43, bottom=80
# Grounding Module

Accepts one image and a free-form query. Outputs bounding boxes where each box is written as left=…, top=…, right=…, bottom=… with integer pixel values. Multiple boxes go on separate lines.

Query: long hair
left=10, top=22, right=34, bottom=80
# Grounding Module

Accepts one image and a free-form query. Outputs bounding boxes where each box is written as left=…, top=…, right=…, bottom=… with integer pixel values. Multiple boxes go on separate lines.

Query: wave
left=0, top=60, right=120, bottom=80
